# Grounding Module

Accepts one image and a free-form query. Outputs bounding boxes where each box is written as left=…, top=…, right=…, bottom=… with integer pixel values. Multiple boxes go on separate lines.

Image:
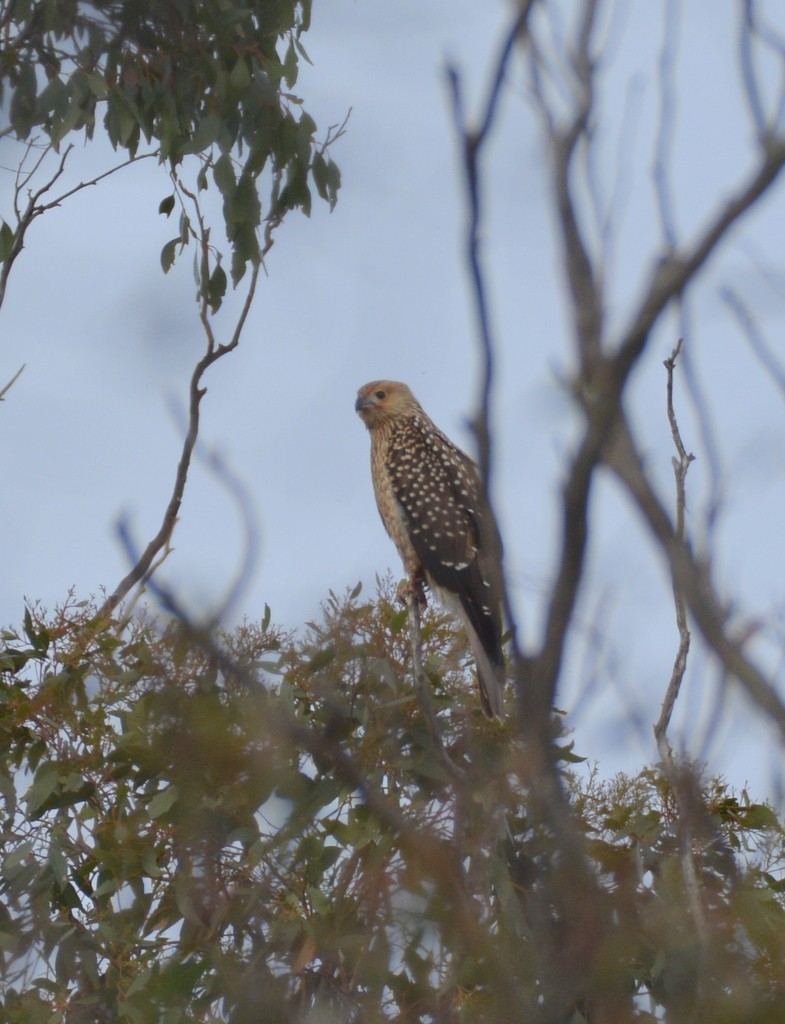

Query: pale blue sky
left=2, top=1, right=785, bottom=793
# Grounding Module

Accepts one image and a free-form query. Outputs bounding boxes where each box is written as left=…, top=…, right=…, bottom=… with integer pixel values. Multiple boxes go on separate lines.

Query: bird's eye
left=375, top=390, right=386, bottom=399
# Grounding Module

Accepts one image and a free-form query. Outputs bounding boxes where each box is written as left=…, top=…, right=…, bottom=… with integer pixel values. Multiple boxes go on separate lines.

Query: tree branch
left=616, top=133, right=785, bottom=381
left=0, top=363, right=25, bottom=401
left=654, top=340, right=695, bottom=757
left=445, top=6, right=535, bottom=699
left=446, top=2, right=535, bottom=489
left=605, top=414, right=785, bottom=741
left=0, top=143, right=157, bottom=316
left=721, top=284, right=785, bottom=401
left=99, top=260, right=260, bottom=619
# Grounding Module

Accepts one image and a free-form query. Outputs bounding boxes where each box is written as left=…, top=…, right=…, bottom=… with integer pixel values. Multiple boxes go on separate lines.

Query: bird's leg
left=397, top=569, right=427, bottom=610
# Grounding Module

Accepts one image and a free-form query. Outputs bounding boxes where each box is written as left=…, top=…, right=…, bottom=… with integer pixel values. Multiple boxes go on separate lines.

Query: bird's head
left=355, top=380, right=421, bottom=429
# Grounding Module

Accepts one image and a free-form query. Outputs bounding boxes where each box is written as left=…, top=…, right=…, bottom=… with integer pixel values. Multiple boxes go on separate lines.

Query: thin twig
left=739, top=0, right=767, bottom=138
left=654, top=340, right=695, bottom=756
left=604, top=413, right=785, bottom=742
left=0, top=144, right=71, bottom=312
left=721, top=284, right=785, bottom=401
left=100, top=260, right=261, bottom=619
left=653, top=0, right=680, bottom=254
left=0, top=144, right=157, bottom=314
left=0, top=363, right=25, bottom=400
left=616, top=133, right=785, bottom=379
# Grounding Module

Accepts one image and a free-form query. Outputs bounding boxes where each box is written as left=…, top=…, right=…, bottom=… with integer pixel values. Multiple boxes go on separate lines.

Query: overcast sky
left=3, top=1, right=785, bottom=795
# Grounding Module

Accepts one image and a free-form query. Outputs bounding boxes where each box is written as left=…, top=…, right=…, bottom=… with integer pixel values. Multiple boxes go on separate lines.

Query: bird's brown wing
left=386, top=418, right=504, bottom=694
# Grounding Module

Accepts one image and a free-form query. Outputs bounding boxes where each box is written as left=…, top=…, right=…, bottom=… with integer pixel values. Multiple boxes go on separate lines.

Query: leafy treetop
left=0, top=0, right=341, bottom=293
left=1, top=581, right=785, bottom=1023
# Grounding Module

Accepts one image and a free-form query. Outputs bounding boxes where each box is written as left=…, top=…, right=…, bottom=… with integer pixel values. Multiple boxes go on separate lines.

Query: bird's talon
left=397, top=574, right=427, bottom=609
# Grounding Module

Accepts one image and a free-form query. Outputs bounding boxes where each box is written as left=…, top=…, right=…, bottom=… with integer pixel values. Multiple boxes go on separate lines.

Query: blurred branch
left=117, top=422, right=259, bottom=630
left=616, top=133, right=785, bottom=378
left=449, top=10, right=617, bottom=1019
left=551, top=0, right=603, bottom=369
left=525, top=0, right=604, bottom=726
left=739, top=0, right=767, bottom=137
left=446, top=6, right=534, bottom=691
left=0, top=363, right=24, bottom=401
left=736, top=0, right=785, bottom=138
left=721, top=284, right=785, bottom=401
left=446, top=2, right=534, bottom=486
left=653, top=0, right=679, bottom=253
left=199, top=444, right=259, bottom=629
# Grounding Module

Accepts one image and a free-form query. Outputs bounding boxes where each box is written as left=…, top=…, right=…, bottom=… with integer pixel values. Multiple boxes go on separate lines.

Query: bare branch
left=654, top=340, right=695, bottom=757
left=100, top=260, right=261, bottom=619
left=0, top=142, right=157, bottom=315
left=678, top=308, right=726, bottom=547
left=721, top=284, right=785, bottom=401
left=446, top=2, right=535, bottom=488
left=448, top=16, right=615, bottom=1014
left=739, top=0, right=767, bottom=138
left=0, top=363, right=25, bottom=401
left=605, top=415, right=785, bottom=741
left=0, top=144, right=71, bottom=313
left=199, top=445, right=259, bottom=629
left=519, top=1, right=608, bottom=725
left=617, top=133, right=785, bottom=380
left=318, top=108, right=352, bottom=155
left=653, top=0, right=680, bottom=253
left=445, top=6, right=535, bottom=697
left=650, top=344, right=712, bottom=953
left=530, top=0, right=603, bottom=371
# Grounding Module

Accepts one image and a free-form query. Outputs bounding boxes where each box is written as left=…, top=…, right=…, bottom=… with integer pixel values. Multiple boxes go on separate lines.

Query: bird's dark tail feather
left=467, top=627, right=506, bottom=718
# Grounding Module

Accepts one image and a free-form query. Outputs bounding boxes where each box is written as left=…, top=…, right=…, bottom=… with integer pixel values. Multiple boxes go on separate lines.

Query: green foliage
left=1, top=583, right=785, bottom=1023
left=0, top=0, right=342, bottom=293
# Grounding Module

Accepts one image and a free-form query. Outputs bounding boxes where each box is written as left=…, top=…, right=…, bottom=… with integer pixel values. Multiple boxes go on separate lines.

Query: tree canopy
left=0, top=0, right=340, bottom=296
left=2, top=584, right=785, bottom=1022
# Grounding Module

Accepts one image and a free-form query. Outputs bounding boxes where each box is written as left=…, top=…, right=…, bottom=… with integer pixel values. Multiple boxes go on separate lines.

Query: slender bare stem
left=605, top=415, right=785, bottom=741
left=0, top=144, right=156, bottom=315
left=0, top=363, right=25, bottom=400
left=722, top=285, right=785, bottom=401
left=100, top=261, right=261, bottom=618
left=654, top=340, right=695, bottom=756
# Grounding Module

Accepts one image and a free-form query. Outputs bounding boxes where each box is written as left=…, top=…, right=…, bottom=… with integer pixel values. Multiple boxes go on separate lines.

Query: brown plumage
left=355, top=380, right=505, bottom=718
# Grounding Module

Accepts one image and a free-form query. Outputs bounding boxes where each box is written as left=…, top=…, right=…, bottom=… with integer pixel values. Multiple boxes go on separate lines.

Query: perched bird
left=355, top=380, right=505, bottom=718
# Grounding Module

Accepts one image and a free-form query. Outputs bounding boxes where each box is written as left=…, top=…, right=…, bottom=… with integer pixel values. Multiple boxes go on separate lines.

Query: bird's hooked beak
left=355, top=391, right=375, bottom=414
